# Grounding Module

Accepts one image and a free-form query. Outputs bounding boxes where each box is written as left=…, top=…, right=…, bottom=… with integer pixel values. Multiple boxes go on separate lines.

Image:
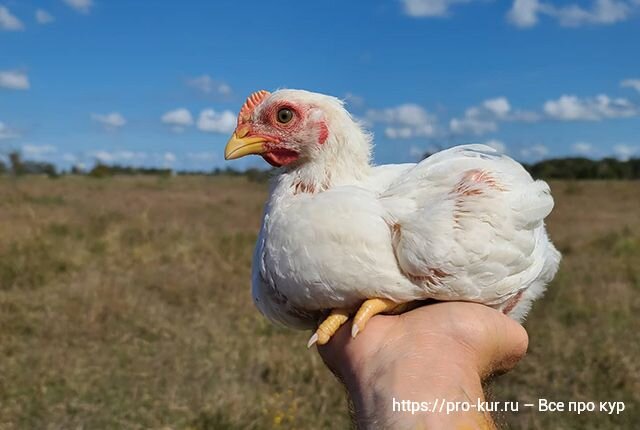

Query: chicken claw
left=307, top=308, right=350, bottom=348
left=351, top=298, right=409, bottom=338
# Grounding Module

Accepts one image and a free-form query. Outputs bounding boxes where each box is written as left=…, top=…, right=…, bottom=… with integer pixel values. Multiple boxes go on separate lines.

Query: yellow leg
left=307, top=308, right=350, bottom=348
left=351, top=298, right=406, bottom=338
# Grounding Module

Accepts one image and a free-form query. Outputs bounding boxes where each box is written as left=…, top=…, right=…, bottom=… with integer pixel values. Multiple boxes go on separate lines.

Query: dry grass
left=0, top=176, right=638, bottom=429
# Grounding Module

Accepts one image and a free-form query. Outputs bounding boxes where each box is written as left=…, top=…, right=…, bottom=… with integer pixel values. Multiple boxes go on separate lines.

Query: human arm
left=318, top=302, right=529, bottom=429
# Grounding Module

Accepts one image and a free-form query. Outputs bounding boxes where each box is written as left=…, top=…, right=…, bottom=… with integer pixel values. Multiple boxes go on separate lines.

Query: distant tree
left=30, top=161, right=58, bottom=178
left=422, top=149, right=639, bottom=180
left=528, top=158, right=597, bottom=180
left=9, top=151, right=26, bottom=176
left=22, top=160, right=58, bottom=177
left=6, top=146, right=640, bottom=181
left=89, top=163, right=113, bottom=178
left=629, top=158, right=640, bottom=179
left=7, top=151, right=58, bottom=177
left=245, top=167, right=273, bottom=183
left=224, top=166, right=242, bottom=176
left=70, top=165, right=85, bottom=175
left=527, top=157, right=639, bottom=180
left=88, top=163, right=172, bottom=178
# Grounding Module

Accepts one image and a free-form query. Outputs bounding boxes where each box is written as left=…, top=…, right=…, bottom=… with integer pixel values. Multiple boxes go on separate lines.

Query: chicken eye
left=277, top=108, right=293, bottom=124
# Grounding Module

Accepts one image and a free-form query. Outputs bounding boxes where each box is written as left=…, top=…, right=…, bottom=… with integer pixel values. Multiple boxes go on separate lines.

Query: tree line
left=522, top=157, right=640, bottom=180
left=0, top=151, right=272, bottom=182
left=1, top=150, right=639, bottom=180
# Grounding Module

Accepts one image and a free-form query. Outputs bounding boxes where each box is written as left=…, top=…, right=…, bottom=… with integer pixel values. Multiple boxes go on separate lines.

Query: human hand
left=318, top=301, right=529, bottom=429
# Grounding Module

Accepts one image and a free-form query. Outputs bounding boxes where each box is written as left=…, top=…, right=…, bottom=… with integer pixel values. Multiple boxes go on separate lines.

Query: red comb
left=238, top=90, right=270, bottom=125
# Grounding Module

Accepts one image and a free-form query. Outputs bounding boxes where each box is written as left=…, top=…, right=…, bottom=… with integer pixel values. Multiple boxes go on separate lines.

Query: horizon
left=2, top=0, right=639, bottom=170
left=4, top=146, right=639, bottom=177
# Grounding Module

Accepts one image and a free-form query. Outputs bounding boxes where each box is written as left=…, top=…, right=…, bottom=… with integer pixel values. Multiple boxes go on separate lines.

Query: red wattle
left=262, top=149, right=299, bottom=167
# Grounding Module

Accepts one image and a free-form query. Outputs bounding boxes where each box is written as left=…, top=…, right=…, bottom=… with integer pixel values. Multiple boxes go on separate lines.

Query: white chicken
left=224, top=89, right=561, bottom=347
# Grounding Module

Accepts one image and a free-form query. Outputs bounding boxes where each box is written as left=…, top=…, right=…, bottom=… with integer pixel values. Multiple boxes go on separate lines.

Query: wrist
left=337, top=332, right=493, bottom=428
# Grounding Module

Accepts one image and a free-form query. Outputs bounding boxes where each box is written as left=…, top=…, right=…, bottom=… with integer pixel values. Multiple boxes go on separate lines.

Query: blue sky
left=1, top=0, right=640, bottom=170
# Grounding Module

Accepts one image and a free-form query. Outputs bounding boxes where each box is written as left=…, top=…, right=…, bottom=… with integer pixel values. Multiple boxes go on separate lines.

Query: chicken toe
left=308, top=308, right=351, bottom=348
left=351, top=298, right=409, bottom=338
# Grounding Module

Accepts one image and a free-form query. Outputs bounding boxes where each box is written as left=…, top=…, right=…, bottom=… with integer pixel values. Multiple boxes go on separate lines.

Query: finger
left=475, top=307, right=529, bottom=377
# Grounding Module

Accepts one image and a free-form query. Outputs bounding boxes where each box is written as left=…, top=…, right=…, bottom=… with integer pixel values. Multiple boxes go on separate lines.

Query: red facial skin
left=262, top=146, right=300, bottom=167
left=237, top=100, right=327, bottom=167
left=317, top=121, right=329, bottom=145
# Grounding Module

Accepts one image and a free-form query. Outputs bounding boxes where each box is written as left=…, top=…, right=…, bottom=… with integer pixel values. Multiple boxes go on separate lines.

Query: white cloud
left=553, top=0, right=632, bottom=27
left=621, top=78, right=640, bottom=93
left=161, top=108, right=193, bottom=132
left=344, top=92, right=365, bottom=109
left=520, top=144, right=549, bottom=159
left=401, top=0, right=476, bottom=17
left=485, top=139, right=507, bottom=153
left=483, top=97, right=511, bottom=118
left=87, top=150, right=182, bottom=167
left=572, top=142, right=593, bottom=155
left=91, top=112, right=127, bottom=129
left=187, top=75, right=232, bottom=96
left=0, top=6, right=24, bottom=31
left=91, top=150, right=146, bottom=163
left=508, top=0, right=540, bottom=27
left=22, top=144, right=57, bottom=158
left=197, top=109, right=236, bottom=134
left=370, top=97, right=536, bottom=140
left=63, top=0, right=94, bottom=14
left=218, top=83, right=232, bottom=95
left=613, top=144, right=637, bottom=160
left=368, top=104, right=434, bottom=127
left=450, top=97, right=538, bottom=136
left=508, top=0, right=637, bottom=28
left=366, top=104, right=438, bottom=139
left=0, top=70, right=30, bottom=90
left=0, top=121, right=20, bottom=140
left=384, top=124, right=437, bottom=139
left=35, top=9, right=55, bottom=24
left=163, top=152, right=176, bottom=164
left=544, top=94, right=636, bottom=121
left=449, top=106, right=497, bottom=135
left=450, top=115, right=497, bottom=135
left=92, top=151, right=114, bottom=163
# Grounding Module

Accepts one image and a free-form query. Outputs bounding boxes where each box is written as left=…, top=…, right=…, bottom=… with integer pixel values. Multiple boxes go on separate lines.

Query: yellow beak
left=224, top=133, right=267, bottom=160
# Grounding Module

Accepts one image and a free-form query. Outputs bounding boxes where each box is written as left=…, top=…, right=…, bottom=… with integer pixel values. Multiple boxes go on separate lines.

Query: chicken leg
left=307, top=299, right=411, bottom=348
left=351, top=298, right=410, bottom=338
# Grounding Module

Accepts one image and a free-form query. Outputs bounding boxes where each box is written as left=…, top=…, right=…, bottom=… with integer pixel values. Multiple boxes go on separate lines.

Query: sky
left=1, top=0, right=640, bottom=171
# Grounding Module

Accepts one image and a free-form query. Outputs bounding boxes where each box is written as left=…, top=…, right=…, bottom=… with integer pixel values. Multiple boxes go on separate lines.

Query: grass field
left=0, top=176, right=638, bottom=429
